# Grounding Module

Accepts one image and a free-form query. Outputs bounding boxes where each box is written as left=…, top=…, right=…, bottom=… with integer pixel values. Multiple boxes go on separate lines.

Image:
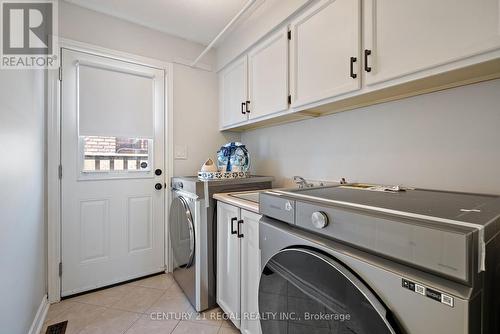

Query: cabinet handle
left=241, top=102, right=246, bottom=114
left=364, top=49, right=372, bottom=72
left=237, top=219, right=244, bottom=238
left=350, top=57, right=357, bottom=79
left=246, top=100, right=251, bottom=114
left=231, top=217, right=238, bottom=235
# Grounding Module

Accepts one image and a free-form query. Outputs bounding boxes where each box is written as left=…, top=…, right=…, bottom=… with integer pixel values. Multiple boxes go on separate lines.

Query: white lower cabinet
left=217, top=202, right=241, bottom=327
left=217, top=202, right=262, bottom=334
left=239, top=209, right=262, bottom=334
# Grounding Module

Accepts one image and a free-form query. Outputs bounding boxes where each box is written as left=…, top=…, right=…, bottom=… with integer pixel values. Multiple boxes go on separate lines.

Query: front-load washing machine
left=258, top=186, right=500, bottom=334
left=169, top=176, right=273, bottom=312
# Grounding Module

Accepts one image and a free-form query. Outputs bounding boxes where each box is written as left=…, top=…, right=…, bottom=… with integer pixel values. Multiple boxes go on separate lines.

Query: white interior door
left=61, top=49, right=165, bottom=296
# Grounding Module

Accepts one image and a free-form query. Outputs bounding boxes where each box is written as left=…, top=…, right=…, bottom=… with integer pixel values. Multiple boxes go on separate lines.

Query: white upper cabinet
left=290, top=0, right=361, bottom=108
left=363, top=0, right=500, bottom=86
left=217, top=0, right=500, bottom=131
left=248, top=28, right=289, bottom=120
left=219, top=55, right=248, bottom=128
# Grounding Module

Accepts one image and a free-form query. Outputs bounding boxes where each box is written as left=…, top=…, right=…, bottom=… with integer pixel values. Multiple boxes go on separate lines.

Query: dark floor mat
left=45, top=321, right=67, bottom=334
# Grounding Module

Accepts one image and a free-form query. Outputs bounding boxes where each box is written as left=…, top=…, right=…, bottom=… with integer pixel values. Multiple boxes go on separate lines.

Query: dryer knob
left=311, top=211, right=329, bottom=229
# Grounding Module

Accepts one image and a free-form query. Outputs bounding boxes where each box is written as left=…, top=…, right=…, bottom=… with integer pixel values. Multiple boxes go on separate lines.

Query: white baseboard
left=28, top=294, right=49, bottom=334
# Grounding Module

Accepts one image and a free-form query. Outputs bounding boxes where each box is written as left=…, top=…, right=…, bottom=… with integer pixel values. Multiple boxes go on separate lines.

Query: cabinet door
left=248, top=28, right=289, bottom=120
left=290, top=0, right=361, bottom=108
left=216, top=202, right=241, bottom=328
left=363, top=0, right=500, bottom=86
left=219, top=56, right=248, bottom=128
left=240, top=210, right=262, bottom=334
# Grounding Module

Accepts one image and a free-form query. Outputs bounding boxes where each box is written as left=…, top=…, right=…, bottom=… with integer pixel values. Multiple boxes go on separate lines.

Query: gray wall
left=0, top=70, right=47, bottom=333
left=242, top=79, right=500, bottom=194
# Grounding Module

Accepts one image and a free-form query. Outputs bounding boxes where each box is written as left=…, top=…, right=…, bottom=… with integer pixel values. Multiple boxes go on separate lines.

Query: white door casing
left=363, top=0, right=500, bottom=86
left=248, top=27, right=289, bottom=120
left=290, top=0, right=361, bottom=108
left=61, top=49, right=165, bottom=296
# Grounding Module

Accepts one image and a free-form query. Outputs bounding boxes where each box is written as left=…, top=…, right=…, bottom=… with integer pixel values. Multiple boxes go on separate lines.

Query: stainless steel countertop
left=214, top=190, right=269, bottom=214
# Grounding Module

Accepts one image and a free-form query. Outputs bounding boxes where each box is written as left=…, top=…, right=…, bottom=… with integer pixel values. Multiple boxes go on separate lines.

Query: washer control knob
left=311, top=211, right=329, bottom=229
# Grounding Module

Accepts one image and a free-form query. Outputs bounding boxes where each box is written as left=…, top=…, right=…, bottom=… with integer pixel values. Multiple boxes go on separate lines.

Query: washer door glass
left=259, top=248, right=396, bottom=334
left=169, top=196, right=195, bottom=269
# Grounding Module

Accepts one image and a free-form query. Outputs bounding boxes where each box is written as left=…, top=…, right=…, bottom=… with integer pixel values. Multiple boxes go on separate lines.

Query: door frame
left=47, top=38, right=174, bottom=303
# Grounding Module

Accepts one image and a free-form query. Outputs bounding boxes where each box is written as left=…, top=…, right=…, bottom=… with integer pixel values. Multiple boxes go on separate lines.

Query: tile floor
left=42, top=274, right=239, bottom=334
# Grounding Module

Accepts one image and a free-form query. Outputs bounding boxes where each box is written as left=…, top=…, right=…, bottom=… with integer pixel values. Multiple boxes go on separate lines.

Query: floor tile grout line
left=50, top=275, right=232, bottom=333
left=66, top=289, right=168, bottom=310
left=121, top=311, right=143, bottom=334
left=59, top=302, right=144, bottom=334
left=169, top=319, right=182, bottom=334
left=127, top=284, right=173, bottom=291
left=217, top=319, right=223, bottom=331
left=107, top=285, right=167, bottom=314
left=69, top=291, right=165, bottom=315
left=181, top=305, right=226, bottom=330
left=46, top=275, right=175, bottom=332
left=66, top=299, right=124, bottom=308
left=107, top=305, right=150, bottom=315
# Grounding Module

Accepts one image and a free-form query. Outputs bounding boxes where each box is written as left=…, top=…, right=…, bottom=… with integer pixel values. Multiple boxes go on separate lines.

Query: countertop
left=213, top=180, right=341, bottom=214
left=214, top=190, right=268, bottom=214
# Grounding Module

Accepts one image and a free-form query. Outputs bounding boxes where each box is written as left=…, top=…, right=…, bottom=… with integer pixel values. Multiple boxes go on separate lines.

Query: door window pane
left=81, top=136, right=152, bottom=173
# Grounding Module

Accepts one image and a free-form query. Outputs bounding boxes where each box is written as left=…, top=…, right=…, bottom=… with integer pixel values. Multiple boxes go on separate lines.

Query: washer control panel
left=311, top=211, right=329, bottom=229
left=402, top=278, right=454, bottom=307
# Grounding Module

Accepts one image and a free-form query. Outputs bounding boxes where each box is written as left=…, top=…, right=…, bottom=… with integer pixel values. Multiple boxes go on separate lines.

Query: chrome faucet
left=293, top=176, right=314, bottom=188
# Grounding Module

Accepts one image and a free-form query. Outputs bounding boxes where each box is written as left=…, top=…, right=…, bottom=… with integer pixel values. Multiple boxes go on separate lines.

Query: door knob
left=155, top=183, right=163, bottom=190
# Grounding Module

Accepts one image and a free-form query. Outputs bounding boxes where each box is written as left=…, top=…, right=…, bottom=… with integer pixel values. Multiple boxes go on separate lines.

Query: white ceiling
left=63, top=0, right=248, bottom=45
